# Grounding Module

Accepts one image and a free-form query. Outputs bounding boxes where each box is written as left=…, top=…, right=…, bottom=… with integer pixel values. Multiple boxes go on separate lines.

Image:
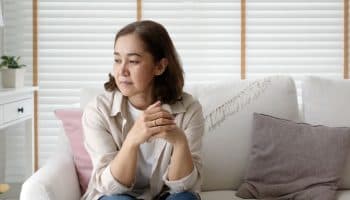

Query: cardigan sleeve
left=82, top=99, right=133, bottom=195
left=162, top=100, right=205, bottom=193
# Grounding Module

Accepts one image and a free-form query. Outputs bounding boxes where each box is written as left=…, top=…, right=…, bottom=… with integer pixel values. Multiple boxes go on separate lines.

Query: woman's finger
left=149, top=124, right=177, bottom=135
left=144, top=106, right=163, bottom=115
left=155, top=118, right=175, bottom=126
left=146, top=101, right=161, bottom=110
left=146, top=118, right=175, bottom=127
left=145, top=111, right=174, bottom=121
left=146, top=120, right=157, bottom=128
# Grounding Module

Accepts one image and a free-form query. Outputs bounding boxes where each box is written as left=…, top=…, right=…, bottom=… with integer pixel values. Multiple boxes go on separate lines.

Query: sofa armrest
left=20, top=153, right=81, bottom=200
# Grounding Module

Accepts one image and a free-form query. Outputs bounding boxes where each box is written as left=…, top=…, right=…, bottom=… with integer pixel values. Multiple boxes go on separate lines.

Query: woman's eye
left=114, top=59, right=121, bottom=63
left=130, top=60, right=139, bottom=64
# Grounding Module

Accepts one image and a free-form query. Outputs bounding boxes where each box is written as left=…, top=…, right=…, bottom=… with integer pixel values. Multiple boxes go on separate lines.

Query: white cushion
left=20, top=153, right=81, bottom=200
left=185, top=76, right=299, bottom=191
left=199, top=190, right=350, bottom=200
left=302, top=76, right=350, bottom=189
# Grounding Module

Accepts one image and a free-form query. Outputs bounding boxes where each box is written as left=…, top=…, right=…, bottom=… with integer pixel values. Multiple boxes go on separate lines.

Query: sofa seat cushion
left=200, top=191, right=253, bottom=200
left=199, top=190, right=350, bottom=200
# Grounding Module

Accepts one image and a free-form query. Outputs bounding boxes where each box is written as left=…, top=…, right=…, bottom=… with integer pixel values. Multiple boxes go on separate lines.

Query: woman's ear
left=154, top=58, right=168, bottom=76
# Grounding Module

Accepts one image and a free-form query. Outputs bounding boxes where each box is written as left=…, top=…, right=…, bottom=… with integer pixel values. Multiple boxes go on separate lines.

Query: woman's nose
left=120, top=62, right=129, bottom=75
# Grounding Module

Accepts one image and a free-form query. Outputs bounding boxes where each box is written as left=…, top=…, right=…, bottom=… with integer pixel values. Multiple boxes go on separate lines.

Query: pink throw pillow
left=54, top=109, right=92, bottom=195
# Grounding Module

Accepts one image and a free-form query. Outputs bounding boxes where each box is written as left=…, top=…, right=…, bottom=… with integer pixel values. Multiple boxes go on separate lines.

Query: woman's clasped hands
left=126, top=101, right=186, bottom=147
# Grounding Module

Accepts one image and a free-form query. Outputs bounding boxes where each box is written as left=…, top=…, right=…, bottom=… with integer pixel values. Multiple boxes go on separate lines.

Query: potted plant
left=0, top=55, right=26, bottom=88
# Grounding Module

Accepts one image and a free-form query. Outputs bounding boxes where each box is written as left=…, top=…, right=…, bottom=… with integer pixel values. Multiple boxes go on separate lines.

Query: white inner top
left=127, top=101, right=156, bottom=197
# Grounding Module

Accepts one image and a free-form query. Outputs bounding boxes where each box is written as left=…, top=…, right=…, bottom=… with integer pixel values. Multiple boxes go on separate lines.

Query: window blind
left=143, top=0, right=241, bottom=83
left=37, top=0, right=136, bottom=166
left=3, top=0, right=33, bottom=182
left=246, top=0, right=344, bottom=92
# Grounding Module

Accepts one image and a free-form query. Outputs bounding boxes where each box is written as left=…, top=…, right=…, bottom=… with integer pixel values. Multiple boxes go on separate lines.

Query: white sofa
left=20, top=76, right=350, bottom=200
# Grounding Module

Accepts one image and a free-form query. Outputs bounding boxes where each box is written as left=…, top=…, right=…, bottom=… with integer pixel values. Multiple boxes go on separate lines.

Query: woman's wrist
left=124, top=135, right=140, bottom=150
left=173, top=133, right=188, bottom=147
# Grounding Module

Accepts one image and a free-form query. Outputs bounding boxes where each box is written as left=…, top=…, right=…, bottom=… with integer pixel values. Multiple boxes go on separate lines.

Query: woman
left=81, top=20, right=204, bottom=200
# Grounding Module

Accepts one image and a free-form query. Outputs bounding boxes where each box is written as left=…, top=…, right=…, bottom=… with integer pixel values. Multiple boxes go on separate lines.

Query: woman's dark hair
left=104, top=20, right=184, bottom=104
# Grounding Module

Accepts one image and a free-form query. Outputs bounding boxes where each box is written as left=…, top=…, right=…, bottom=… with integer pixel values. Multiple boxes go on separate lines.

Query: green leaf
left=1, top=54, right=25, bottom=68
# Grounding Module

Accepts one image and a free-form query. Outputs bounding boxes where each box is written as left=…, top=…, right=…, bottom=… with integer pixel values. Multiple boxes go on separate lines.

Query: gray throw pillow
left=236, top=113, right=350, bottom=200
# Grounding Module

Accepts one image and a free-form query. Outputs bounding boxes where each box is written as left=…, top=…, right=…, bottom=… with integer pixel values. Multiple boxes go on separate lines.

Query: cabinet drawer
left=3, top=98, right=33, bottom=123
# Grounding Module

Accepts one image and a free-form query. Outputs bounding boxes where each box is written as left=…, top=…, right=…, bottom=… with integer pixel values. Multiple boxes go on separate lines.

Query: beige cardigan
left=81, top=90, right=204, bottom=200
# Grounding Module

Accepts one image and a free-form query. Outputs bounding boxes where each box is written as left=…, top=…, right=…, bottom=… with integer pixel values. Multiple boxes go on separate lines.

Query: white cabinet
left=0, top=87, right=37, bottom=180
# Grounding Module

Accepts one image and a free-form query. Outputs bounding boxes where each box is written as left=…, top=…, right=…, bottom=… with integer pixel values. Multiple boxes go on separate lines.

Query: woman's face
left=114, top=33, right=159, bottom=99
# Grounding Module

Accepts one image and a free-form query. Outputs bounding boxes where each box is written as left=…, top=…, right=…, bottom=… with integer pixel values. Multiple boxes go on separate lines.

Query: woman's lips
left=119, top=80, right=133, bottom=85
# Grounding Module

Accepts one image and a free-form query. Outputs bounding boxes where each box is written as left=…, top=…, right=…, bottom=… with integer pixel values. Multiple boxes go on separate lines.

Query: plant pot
left=0, top=183, right=10, bottom=194
left=1, top=68, right=26, bottom=88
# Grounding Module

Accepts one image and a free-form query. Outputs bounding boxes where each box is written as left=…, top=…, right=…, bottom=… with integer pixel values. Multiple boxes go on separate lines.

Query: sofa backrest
left=302, top=76, right=350, bottom=189
left=184, top=76, right=299, bottom=191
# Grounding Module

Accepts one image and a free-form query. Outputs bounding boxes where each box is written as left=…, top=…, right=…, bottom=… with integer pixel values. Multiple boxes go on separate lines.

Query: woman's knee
left=165, top=191, right=200, bottom=200
left=98, top=194, right=136, bottom=200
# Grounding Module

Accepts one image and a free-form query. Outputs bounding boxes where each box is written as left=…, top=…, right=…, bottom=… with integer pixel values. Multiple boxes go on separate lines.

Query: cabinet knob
left=18, top=107, right=24, bottom=113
